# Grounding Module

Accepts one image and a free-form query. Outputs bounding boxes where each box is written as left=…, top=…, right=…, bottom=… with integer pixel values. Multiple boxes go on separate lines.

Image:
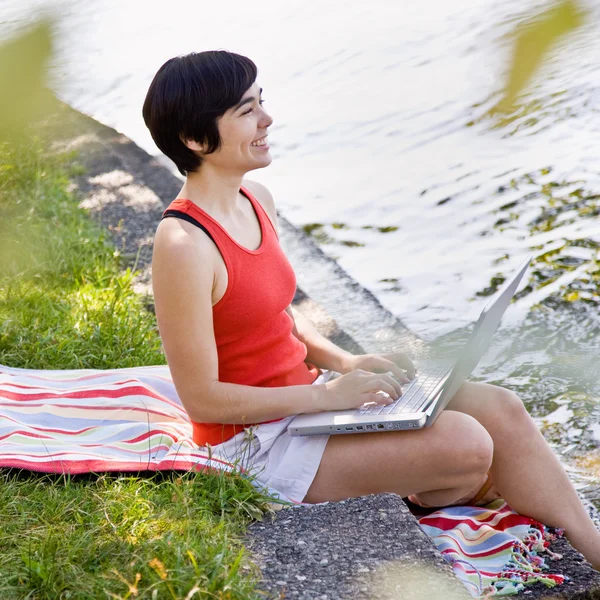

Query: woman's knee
left=497, top=386, right=528, bottom=418
left=449, top=382, right=531, bottom=436
left=432, top=410, right=494, bottom=475
left=482, top=384, right=530, bottom=426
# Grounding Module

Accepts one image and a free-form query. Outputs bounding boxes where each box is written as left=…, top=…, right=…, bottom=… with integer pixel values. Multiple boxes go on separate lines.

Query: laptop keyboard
left=355, top=363, right=451, bottom=417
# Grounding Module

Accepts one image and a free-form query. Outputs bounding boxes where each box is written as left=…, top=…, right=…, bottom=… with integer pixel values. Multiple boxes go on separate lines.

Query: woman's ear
left=181, top=137, right=205, bottom=152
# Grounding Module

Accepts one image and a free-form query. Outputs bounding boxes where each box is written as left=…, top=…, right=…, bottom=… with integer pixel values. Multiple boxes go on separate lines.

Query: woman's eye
left=242, top=99, right=265, bottom=116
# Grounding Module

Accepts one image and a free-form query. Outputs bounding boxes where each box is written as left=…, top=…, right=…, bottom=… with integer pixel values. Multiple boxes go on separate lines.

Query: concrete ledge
left=248, top=494, right=470, bottom=600
left=42, top=102, right=600, bottom=599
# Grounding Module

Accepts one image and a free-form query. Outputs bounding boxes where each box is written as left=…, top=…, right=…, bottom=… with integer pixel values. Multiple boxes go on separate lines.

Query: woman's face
left=203, top=82, right=273, bottom=174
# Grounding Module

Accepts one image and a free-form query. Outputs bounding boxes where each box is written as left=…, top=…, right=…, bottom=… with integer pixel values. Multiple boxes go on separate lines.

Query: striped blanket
left=0, top=362, right=235, bottom=474
left=0, top=362, right=567, bottom=598
left=418, top=500, right=567, bottom=597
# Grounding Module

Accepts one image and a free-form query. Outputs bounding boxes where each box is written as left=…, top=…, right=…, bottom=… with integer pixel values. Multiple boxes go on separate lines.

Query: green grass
left=0, top=137, right=274, bottom=599
left=0, top=138, right=163, bottom=369
left=0, top=470, right=270, bottom=599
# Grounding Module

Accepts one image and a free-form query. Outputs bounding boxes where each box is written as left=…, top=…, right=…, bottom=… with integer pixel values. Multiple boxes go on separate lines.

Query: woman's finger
left=385, top=353, right=416, bottom=379
left=365, top=379, right=401, bottom=400
left=370, top=391, right=394, bottom=405
left=382, top=373, right=404, bottom=396
left=390, top=367, right=410, bottom=384
left=379, top=367, right=409, bottom=387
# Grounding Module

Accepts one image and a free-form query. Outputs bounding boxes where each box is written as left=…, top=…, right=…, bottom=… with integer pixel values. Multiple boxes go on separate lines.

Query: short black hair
left=142, top=51, right=257, bottom=176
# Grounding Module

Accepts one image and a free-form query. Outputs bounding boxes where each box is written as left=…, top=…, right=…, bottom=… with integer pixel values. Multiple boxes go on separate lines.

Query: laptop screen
left=425, top=256, right=531, bottom=422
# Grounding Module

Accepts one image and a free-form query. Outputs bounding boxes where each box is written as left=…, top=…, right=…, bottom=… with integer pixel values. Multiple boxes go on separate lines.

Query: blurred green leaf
left=493, top=0, right=586, bottom=114
left=0, top=19, right=56, bottom=139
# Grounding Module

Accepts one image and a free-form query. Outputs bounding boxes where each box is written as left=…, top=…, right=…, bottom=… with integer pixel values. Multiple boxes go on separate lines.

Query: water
left=2, top=0, right=600, bottom=499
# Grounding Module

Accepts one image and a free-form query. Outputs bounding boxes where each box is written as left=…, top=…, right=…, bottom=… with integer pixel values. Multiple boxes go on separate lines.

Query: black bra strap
left=161, top=209, right=215, bottom=244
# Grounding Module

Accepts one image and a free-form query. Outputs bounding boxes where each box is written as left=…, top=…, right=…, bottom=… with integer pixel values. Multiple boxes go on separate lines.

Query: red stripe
left=0, top=440, right=177, bottom=455
left=0, top=448, right=236, bottom=470
left=0, top=432, right=182, bottom=449
left=421, top=505, right=516, bottom=526
left=79, top=443, right=174, bottom=454
left=7, top=425, right=97, bottom=436
left=122, top=430, right=177, bottom=444
left=421, top=512, right=533, bottom=532
left=0, top=384, right=167, bottom=402
left=1, top=378, right=147, bottom=391
left=0, top=430, right=54, bottom=441
left=0, top=457, right=229, bottom=475
left=0, top=379, right=186, bottom=412
left=0, top=448, right=236, bottom=466
left=0, top=422, right=182, bottom=439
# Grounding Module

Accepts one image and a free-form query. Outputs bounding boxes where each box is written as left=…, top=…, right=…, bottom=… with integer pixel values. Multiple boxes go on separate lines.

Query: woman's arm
left=286, top=306, right=353, bottom=373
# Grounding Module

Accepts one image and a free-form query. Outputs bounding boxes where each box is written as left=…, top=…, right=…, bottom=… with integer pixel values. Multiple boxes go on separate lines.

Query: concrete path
left=45, top=101, right=600, bottom=599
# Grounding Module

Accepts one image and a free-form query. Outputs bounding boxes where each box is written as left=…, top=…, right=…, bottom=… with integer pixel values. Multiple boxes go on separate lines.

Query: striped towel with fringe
left=0, top=362, right=568, bottom=598
left=417, top=499, right=567, bottom=597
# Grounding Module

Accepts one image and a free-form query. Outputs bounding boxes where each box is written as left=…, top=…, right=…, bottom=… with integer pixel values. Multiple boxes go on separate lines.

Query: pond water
left=2, top=0, right=600, bottom=502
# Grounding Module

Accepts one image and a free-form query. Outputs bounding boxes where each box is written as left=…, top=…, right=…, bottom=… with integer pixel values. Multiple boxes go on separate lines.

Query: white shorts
left=210, top=370, right=337, bottom=503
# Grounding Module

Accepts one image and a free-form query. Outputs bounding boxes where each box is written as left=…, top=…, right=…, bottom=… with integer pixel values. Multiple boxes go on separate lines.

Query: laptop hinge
left=421, top=374, right=450, bottom=415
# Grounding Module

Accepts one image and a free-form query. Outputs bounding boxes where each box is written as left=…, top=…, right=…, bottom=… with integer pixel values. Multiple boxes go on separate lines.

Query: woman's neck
left=179, top=167, right=245, bottom=218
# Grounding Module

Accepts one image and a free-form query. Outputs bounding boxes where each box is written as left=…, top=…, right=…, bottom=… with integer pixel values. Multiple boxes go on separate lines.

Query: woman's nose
left=260, top=108, right=273, bottom=128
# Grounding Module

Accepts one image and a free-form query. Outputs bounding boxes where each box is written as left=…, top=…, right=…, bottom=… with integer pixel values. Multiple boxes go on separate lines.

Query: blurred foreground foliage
left=493, top=0, right=586, bottom=114
left=0, top=19, right=57, bottom=140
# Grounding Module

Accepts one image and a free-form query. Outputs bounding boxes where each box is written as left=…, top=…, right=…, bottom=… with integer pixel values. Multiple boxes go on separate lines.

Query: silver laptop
left=288, top=256, right=531, bottom=436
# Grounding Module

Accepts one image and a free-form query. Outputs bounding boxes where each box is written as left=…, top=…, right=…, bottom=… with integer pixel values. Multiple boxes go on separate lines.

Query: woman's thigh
left=303, top=409, right=494, bottom=504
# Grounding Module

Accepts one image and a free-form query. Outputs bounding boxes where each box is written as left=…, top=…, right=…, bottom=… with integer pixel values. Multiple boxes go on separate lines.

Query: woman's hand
left=318, top=368, right=405, bottom=412
left=337, top=352, right=416, bottom=382
left=312, top=352, right=417, bottom=412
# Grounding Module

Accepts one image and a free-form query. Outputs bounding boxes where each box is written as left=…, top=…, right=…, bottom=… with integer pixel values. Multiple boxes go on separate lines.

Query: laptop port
left=377, top=424, right=385, bottom=429
left=356, top=425, right=364, bottom=430
left=366, top=425, right=374, bottom=430
left=345, top=426, right=353, bottom=431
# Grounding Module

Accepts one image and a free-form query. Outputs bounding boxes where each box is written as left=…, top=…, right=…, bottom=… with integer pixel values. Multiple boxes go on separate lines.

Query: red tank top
left=161, top=186, right=321, bottom=446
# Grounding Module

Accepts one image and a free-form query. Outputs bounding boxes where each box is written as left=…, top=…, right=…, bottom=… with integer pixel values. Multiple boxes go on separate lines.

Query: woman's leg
left=442, top=381, right=600, bottom=570
left=304, top=409, right=494, bottom=505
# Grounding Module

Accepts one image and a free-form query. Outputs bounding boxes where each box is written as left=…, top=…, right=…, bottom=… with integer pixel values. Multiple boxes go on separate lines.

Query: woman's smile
left=250, top=135, right=269, bottom=149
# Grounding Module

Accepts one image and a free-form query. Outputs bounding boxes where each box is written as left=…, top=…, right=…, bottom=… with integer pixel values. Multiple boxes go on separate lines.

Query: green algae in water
left=477, top=170, right=600, bottom=308
left=302, top=220, right=399, bottom=248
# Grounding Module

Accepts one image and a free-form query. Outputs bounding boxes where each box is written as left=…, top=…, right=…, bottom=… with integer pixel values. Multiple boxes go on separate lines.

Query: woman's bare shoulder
left=154, top=213, right=217, bottom=256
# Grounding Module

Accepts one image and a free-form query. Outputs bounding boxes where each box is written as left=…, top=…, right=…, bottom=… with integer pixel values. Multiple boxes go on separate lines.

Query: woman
left=143, top=50, right=600, bottom=569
